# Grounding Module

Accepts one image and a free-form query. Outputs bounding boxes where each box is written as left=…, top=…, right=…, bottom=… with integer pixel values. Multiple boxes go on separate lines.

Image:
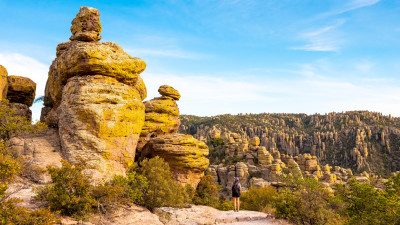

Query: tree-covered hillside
left=180, top=111, right=400, bottom=176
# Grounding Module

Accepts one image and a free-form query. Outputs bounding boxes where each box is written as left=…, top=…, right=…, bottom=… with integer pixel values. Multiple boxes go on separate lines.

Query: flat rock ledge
left=156, top=205, right=291, bottom=225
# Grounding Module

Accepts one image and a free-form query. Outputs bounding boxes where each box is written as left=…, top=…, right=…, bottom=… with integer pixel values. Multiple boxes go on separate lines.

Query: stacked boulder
left=37, top=6, right=209, bottom=186
left=0, top=65, right=36, bottom=121
left=139, top=86, right=209, bottom=188
left=41, top=6, right=146, bottom=178
left=137, top=85, right=181, bottom=153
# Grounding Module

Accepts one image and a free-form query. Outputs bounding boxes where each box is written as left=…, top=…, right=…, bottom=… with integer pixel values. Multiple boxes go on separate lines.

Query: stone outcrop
left=0, top=65, right=8, bottom=99
left=58, top=75, right=145, bottom=177
left=40, top=6, right=147, bottom=179
left=44, top=41, right=146, bottom=110
left=70, top=6, right=102, bottom=42
left=141, top=134, right=209, bottom=188
left=137, top=86, right=181, bottom=151
left=6, top=75, right=36, bottom=107
left=158, top=85, right=181, bottom=100
left=9, top=129, right=63, bottom=183
left=34, top=6, right=209, bottom=187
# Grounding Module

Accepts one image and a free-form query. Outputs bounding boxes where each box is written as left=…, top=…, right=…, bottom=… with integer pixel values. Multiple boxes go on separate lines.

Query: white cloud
left=326, top=0, right=380, bottom=16
left=0, top=53, right=50, bottom=122
left=0, top=53, right=49, bottom=97
left=291, top=19, right=345, bottom=52
left=142, top=72, right=277, bottom=116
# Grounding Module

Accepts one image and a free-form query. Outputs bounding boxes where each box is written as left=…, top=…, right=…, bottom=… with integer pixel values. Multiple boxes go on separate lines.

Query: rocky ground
left=156, top=205, right=290, bottom=225
left=7, top=182, right=289, bottom=225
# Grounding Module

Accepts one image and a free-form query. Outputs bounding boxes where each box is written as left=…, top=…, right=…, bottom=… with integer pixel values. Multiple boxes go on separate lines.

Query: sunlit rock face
left=41, top=6, right=146, bottom=179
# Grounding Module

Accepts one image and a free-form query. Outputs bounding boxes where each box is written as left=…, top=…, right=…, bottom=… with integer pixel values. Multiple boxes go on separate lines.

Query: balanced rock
left=58, top=75, right=145, bottom=177
left=6, top=75, right=36, bottom=107
left=137, top=86, right=180, bottom=152
left=45, top=41, right=146, bottom=109
left=158, top=85, right=181, bottom=100
left=70, top=6, right=102, bottom=42
left=142, top=134, right=209, bottom=187
left=0, top=65, right=8, bottom=99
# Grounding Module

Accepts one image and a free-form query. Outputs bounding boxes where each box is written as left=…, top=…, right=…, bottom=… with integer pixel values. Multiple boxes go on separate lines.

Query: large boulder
left=70, top=6, right=102, bottom=42
left=158, top=85, right=181, bottom=100
left=44, top=41, right=146, bottom=108
left=0, top=65, right=8, bottom=99
left=141, top=134, right=209, bottom=188
left=6, top=75, right=36, bottom=107
left=58, top=75, right=145, bottom=178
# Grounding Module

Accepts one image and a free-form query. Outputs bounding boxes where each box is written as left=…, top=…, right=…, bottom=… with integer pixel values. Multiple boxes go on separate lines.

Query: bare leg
left=237, top=197, right=240, bottom=212
left=233, top=197, right=237, bottom=211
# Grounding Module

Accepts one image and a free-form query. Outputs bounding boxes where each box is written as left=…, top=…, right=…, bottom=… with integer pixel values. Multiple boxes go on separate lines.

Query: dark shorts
left=232, top=192, right=240, bottom=198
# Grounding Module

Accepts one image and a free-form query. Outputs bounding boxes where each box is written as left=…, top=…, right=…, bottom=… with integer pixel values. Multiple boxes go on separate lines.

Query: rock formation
left=0, top=65, right=36, bottom=121
left=142, top=134, right=209, bottom=187
left=36, top=6, right=208, bottom=185
left=6, top=75, right=36, bottom=107
left=137, top=85, right=181, bottom=152
left=39, top=6, right=149, bottom=179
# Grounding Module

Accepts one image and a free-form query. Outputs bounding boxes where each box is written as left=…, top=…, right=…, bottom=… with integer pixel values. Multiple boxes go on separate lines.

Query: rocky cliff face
left=34, top=6, right=209, bottom=185
left=180, top=112, right=400, bottom=176
left=180, top=112, right=398, bottom=191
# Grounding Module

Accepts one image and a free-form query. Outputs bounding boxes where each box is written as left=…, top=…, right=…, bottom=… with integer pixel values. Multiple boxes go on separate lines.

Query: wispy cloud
left=291, top=19, right=345, bottom=52
left=324, top=0, right=380, bottom=16
left=126, top=48, right=210, bottom=59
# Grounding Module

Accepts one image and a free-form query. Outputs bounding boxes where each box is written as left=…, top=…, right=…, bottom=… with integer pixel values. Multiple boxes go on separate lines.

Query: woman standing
left=231, top=177, right=241, bottom=212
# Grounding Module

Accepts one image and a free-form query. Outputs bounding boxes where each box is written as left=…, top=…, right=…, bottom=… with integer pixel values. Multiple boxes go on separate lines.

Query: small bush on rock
left=241, top=186, right=277, bottom=213
left=131, top=156, right=189, bottom=210
left=192, top=175, right=219, bottom=207
left=35, top=160, right=96, bottom=219
left=273, top=178, right=344, bottom=225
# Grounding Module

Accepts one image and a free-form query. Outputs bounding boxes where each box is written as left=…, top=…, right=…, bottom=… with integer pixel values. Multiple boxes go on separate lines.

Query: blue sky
left=0, top=0, right=399, bottom=121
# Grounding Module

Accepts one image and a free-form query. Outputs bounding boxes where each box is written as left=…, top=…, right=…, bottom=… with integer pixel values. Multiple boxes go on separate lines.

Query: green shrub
left=109, top=172, right=148, bottom=205
left=35, top=160, right=96, bottom=219
left=241, top=186, right=277, bottom=213
left=0, top=198, right=59, bottom=225
left=273, top=178, right=344, bottom=225
left=91, top=180, right=127, bottom=215
left=334, top=178, right=400, bottom=225
left=0, top=99, right=46, bottom=140
left=193, top=175, right=219, bottom=207
left=131, top=156, right=189, bottom=210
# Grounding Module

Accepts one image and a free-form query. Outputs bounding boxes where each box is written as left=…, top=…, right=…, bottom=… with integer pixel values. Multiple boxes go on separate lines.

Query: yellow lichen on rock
left=137, top=93, right=181, bottom=152
left=0, top=65, right=8, bottom=99
left=45, top=41, right=146, bottom=108
left=70, top=6, right=102, bottom=42
left=158, top=85, right=181, bottom=100
left=142, top=134, right=209, bottom=187
left=6, top=75, right=36, bottom=107
left=58, top=75, right=145, bottom=178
